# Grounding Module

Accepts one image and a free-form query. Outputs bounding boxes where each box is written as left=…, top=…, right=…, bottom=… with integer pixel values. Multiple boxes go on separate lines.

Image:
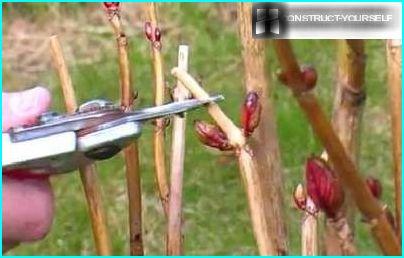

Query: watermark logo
left=252, top=3, right=287, bottom=38
left=251, top=3, right=401, bottom=39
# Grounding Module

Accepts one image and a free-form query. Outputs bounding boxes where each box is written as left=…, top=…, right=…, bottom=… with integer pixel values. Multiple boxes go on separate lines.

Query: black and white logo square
left=252, top=3, right=286, bottom=38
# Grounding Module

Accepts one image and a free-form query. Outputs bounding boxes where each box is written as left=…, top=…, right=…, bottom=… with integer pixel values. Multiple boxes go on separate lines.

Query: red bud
left=306, top=156, right=344, bottom=218
left=301, top=66, right=317, bottom=90
left=103, top=2, right=120, bottom=12
left=366, top=176, right=382, bottom=199
left=241, top=91, right=261, bottom=137
left=154, top=27, right=161, bottom=42
left=153, top=28, right=162, bottom=50
left=194, top=120, right=233, bottom=151
left=276, top=66, right=317, bottom=91
left=144, top=22, right=153, bottom=42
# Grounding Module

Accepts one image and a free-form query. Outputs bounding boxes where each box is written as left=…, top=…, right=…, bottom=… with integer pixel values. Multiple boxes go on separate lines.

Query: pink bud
left=366, top=176, right=382, bottom=199
left=144, top=22, right=153, bottom=42
left=306, top=156, right=344, bottom=218
left=240, top=91, right=261, bottom=137
left=103, top=2, right=120, bottom=12
left=194, top=120, right=234, bottom=151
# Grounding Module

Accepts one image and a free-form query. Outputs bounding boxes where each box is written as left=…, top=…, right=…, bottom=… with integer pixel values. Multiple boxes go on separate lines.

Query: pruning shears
left=2, top=95, right=223, bottom=175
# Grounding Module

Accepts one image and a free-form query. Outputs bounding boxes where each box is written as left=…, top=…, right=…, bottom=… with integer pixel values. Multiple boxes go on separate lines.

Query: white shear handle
left=2, top=132, right=77, bottom=170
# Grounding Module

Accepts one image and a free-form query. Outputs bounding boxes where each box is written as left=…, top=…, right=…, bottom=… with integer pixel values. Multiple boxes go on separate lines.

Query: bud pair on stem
left=294, top=157, right=343, bottom=218
left=194, top=91, right=262, bottom=153
left=294, top=156, right=384, bottom=218
left=144, top=22, right=162, bottom=50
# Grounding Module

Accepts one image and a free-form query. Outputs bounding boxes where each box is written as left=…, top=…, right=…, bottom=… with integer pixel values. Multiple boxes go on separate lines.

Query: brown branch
left=171, top=68, right=276, bottom=255
left=49, top=35, right=111, bottom=255
left=386, top=39, right=402, bottom=238
left=104, top=5, right=143, bottom=255
left=145, top=2, right=170, bottom=218
left=325, top=39, right=365, bottom=255
left=166, top=45, right=190, bottom=256
left=273, top=39, right=401, bottom=255
left=237, top=3, right=288, bottom=254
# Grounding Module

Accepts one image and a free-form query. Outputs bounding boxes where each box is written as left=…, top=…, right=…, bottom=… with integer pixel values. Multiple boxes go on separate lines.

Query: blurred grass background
left=2, top=3, right=395, bottom=255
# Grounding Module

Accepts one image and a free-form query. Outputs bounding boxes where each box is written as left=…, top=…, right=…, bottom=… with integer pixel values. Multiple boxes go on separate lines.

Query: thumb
left=2, top=87, right=51, bottom=132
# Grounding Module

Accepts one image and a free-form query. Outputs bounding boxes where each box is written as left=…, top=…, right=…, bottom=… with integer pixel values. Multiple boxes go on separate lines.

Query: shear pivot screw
left=85, top=145, right=122, bottom=160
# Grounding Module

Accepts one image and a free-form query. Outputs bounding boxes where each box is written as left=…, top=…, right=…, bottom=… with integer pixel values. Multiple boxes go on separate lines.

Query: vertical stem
left=105, top=7, right=143, bottom=255
left=325, top=39, right=365, bottom=255
left=237, top=3, right=288, bottom=254
left=146, top=2, right=170, bottom=217
left=167, top=45, right=190, bottom=255
left=171, top=68, right=277, bottom=255
left=301, top=198, right=318, bottom=256
left=123, top=144, right=143, bottom=255
left=273, top=39, right=401, bottom=255
left=332, top=40, right=365, bottom=166
left=386, top=39, right=402, bottom=237
left=49, top=35, right=111, bottom=255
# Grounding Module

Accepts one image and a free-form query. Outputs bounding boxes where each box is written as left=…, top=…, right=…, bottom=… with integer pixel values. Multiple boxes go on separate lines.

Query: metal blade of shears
left=87, top=95, right=224, bottom=132
left=127, top=95, right=224, bottom=122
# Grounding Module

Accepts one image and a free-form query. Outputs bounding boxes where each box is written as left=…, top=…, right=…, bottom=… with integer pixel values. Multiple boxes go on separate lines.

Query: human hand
left=2, top=87, right=54, bottom=253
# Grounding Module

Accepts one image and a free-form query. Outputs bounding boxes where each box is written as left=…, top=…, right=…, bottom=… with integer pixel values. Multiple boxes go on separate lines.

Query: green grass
left=3, top=3, right=394, bottom=255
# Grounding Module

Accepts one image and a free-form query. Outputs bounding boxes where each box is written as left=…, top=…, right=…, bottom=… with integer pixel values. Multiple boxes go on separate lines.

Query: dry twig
left=237, top=3, right=287, bottom=254
left=293, top=184, right=318, bottom=256
left=171, top=68, right=277, bottom=255
left=104, top=3, right=143, bottom=255
left=273, top=39, right=401, bottom=255
left=145, top=2, right=170, bottom=218
left=386, top=39, right=402, bottom=237
left=302, top=198, right=318, bottom=256
left=49, top=35, right=111, bottom=255
left=166, top=45, right=191, bottom=255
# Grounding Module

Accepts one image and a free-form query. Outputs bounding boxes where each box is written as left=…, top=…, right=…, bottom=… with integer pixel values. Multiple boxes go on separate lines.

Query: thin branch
left=105, top=4, right=133, bottom=108
left=386, top=39, right=402, bottom=238
left=237, top=3, right=287, bottom=254
left=145, top=2, right=170, bottom=218
left=171, top=68, right=277, bottom=255
left=273, top=39, right=401, bottom=255
left=104, top=4, right=143, bottom=255
left=49, top=35, right=111, bottom=255
left=325, top=39, right=365, bottom=255
left=166, top=45, right=190, bottom=255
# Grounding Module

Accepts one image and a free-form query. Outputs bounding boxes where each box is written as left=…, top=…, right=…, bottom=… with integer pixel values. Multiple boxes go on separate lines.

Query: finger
left=2, top=86, right=51, bottom=131
left=2, top=86, right=54, bottom=247
left=2, top=175, right=54, bottom=243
